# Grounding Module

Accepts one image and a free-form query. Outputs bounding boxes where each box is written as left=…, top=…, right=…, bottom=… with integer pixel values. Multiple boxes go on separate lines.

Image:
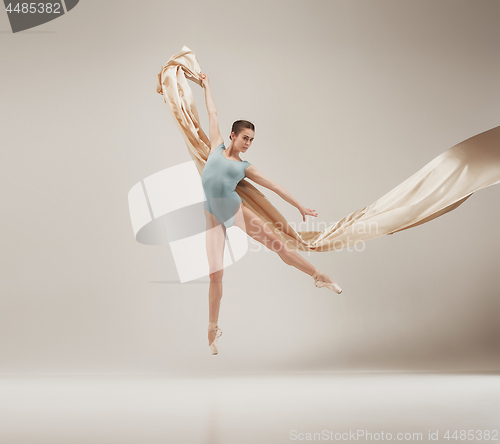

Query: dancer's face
left=231, top=130, right=254, bottom=153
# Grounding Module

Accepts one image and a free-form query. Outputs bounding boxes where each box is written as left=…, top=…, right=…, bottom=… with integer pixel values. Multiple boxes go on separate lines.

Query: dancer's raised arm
left=199, top=73, right=224, bottom=152
left=245, top=166, right=318, bottom=222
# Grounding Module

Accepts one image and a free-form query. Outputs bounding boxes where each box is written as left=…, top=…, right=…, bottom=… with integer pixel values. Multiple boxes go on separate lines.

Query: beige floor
left=0, top=373, right=498, bottom=443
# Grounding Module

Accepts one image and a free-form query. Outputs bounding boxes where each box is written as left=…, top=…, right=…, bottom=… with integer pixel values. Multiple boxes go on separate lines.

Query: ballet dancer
left=199, top=72, right=342, bottom=355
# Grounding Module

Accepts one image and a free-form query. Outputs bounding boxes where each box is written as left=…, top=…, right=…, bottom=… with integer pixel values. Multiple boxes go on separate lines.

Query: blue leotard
left=202, top=142, right=252, bottom=228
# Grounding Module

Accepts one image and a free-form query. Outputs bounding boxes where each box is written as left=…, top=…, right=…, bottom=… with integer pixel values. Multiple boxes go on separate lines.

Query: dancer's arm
left=245, top=166, right=318, bottom=222
left=199, top=73, right=223, bottom=151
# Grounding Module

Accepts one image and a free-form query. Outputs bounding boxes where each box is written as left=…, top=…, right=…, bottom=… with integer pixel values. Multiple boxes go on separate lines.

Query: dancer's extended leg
left=233, top=203, right=338, bottom=285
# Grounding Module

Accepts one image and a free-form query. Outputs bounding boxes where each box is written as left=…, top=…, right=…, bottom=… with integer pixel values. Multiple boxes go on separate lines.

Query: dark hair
left=229, top=120, right=255, bottom=140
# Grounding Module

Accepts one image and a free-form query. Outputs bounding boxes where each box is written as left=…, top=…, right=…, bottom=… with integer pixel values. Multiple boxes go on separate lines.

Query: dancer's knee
left=277, top=245, right=295, bottom=266
left=265, top=237, right=294, bottom=266
left=209, top=269, right=224, bottom=282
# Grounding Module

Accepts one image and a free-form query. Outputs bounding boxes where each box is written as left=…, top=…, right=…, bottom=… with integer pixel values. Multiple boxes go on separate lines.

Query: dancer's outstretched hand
left=298, top=205, right=318, bottom=222
left=199, top=72, right=210, bottom=88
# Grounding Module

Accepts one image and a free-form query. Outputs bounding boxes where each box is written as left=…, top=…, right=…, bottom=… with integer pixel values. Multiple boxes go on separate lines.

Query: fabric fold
left=157, top=45, right=500, bottom=252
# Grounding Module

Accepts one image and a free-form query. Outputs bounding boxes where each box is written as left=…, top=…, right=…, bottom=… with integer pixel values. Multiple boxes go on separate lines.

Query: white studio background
left=0, top=0, right=499, bottom=375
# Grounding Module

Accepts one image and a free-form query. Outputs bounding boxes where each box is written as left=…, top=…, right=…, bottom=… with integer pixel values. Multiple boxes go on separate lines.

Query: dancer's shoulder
left=209, top=139, right=224, bottom=155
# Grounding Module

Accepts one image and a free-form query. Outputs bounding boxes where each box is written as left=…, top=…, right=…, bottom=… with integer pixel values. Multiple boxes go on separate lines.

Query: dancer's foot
left=208, top=322, right=223, bottom=355
left=312, top=269, right=343, bottom=294
left=208, top=325, right=218, bottom=346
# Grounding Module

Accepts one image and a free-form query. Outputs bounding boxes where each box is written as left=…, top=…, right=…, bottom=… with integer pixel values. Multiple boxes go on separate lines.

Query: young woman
left=199, top=72, right=342, bottom=355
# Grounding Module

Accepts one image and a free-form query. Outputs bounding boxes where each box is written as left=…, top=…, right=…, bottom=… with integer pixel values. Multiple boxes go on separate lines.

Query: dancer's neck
left=225, top=144, right=242, bottom=160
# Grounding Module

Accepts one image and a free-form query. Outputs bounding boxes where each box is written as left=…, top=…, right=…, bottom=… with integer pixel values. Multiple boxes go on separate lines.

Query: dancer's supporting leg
left=204, top=210, right=226, bottom=346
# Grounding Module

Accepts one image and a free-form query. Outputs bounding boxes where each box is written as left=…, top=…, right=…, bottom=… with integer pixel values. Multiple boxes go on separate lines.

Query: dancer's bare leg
left=233, top=203, right=336, bottom=284
left=204, top=210, right=226, bottom=345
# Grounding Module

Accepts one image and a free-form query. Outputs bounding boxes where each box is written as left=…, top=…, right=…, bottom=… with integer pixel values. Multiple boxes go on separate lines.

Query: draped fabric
left=157, top=45, right=500, bottom=252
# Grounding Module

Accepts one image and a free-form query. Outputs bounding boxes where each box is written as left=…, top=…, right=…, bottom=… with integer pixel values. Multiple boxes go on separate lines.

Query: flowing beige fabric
left=157, top=45, right=500, bottom=252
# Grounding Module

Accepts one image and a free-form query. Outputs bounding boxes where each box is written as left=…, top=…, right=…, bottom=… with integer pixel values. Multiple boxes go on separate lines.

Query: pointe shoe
left=208, top=324, right=223, bottom=355
left=312, top=269, right=343, bottom=294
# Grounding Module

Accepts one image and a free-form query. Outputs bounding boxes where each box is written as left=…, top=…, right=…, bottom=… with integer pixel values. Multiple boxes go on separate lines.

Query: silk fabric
left=157, top=45, right=500, bottom=252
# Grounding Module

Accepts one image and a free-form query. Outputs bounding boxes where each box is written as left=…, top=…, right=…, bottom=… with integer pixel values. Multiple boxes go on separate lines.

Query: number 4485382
left=443, top=430, right=498, bottom=441
left=5, top=3, right=62, bottom=14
